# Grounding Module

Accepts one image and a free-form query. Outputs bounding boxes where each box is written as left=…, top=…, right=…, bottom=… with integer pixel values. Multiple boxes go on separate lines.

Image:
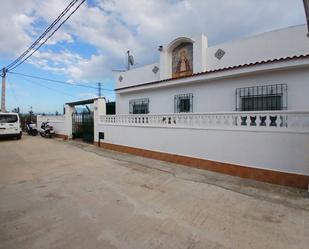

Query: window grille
left=236, top=84, right=287, bottom=111
left=174, top=93, right=193, bottom=113
left=129, top=98, right=149, bottom=114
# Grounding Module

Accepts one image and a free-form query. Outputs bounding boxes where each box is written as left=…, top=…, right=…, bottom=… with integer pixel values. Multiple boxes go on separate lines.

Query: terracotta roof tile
left=116, top=54, right=309, bottom=91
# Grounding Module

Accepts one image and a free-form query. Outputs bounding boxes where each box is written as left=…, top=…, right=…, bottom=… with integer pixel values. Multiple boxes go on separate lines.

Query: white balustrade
left=99, top=111, right=309, bottom=132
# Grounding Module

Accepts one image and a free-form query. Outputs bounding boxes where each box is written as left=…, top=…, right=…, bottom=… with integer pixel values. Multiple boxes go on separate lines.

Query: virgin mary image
left=173, top=46, right=193, bottom=78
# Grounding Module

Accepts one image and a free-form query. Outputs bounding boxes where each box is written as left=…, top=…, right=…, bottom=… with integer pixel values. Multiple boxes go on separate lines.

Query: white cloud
left=0, top=0, right=306, bottom=82
left=0, top=0, right=75, bottom=56
left=27, top=49, right=111, bottom=81
left=62, top=0, right=307, bottom=81
left=45, top=31, right=74, bottom=45
left=27, top=49, right=83, bottom=75
left=0, top=12, right=34, bottom=56
left=66, top=54, right=110, bottom=81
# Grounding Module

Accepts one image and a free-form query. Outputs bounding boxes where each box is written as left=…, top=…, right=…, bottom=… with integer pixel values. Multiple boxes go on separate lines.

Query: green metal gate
left=72, top=112, right=94, bottom=143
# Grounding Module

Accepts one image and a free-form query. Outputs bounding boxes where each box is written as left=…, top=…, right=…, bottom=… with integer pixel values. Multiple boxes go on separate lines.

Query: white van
left=0, top=112, right=22, bottom=139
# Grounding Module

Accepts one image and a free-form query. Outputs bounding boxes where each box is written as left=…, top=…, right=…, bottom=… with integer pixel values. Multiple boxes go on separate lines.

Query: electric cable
left=7, top=0, right=86, bottom=71
left=8, top=71, right=114, bottom=92
left=6, top=0, right=79, bottom=70
left=12, top=73, right=80, bottom=99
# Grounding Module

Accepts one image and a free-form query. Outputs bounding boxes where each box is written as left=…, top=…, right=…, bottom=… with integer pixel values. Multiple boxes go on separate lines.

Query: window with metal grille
left=129, top=98, right=149, bottom=114
left=236, top=84, right=287, bottom=111
left=174, top=93, right=193, bottom=113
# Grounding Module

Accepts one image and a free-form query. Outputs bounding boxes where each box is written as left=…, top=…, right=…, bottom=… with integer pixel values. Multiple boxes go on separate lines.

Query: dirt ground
left=0, top=135, right=309, bottom=249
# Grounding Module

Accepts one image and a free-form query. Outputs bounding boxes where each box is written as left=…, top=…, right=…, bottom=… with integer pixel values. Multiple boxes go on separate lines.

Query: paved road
left=0, top=135, right=309, bottom=249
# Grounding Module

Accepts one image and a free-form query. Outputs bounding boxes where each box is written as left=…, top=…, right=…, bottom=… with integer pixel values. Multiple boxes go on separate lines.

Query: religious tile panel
left=172, top=42, right=193, bottom=78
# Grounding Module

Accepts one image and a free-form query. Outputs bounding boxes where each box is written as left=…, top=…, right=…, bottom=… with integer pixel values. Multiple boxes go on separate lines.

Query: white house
left=97, top=25, right=309, bottom=189
left=40, top=25, right=309, bottom=189
left=115, top=25, right=309, bottom=114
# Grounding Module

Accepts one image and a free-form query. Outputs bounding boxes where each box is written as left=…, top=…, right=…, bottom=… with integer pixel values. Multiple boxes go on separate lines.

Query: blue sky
left=0, top=0, right=306, bottom=113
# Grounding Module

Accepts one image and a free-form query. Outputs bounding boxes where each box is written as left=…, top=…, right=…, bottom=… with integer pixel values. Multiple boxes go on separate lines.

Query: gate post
left=65, top=104, right=75, bottom=139
left=93, top=97, right=106, bottom=145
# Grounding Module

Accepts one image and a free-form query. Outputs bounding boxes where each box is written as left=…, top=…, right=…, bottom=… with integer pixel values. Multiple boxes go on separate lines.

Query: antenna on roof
left=127, top=50, right=134, bottom=70
left=112, top=69, right=126, bottom=72
left=111, top=50, right=135, bottom=72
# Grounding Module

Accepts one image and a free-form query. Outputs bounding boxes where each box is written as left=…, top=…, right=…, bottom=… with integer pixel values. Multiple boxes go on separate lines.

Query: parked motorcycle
left=40, top=121, right=55, bottom=138
left=26, top=121, right=38, bottom=136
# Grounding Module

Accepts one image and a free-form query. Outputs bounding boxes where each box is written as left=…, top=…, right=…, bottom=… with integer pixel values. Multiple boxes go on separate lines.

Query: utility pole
left=97, top=82, right=102, bottom=97
left=1, top=67, right=6, bottom=112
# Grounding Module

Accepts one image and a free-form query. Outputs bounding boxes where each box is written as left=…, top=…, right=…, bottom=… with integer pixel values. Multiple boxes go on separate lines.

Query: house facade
left=39, top=25, right=309, bottom=189
left=115, top=25, right=309, bottom=114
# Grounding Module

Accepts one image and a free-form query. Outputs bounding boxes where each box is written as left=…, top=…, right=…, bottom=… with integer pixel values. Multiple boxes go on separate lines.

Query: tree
left=12, top=107, right=20, bottom=113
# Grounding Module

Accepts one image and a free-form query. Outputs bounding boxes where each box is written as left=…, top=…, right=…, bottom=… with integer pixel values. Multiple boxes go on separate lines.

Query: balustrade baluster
left=197, top=115, right=201, bottom=127
left=250, top=116, right=257, bottom=126
left=280, top=115, right=287, bottom=128
left=269, top=115, right=277, bottom=127
left=207, top=115, right=212, bottom=126
left=240, top=115, right=247, bottom=126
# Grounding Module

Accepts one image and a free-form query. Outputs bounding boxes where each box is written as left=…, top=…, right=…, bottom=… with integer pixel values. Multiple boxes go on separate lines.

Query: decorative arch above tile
left=166, top=37, right=194, bottom=78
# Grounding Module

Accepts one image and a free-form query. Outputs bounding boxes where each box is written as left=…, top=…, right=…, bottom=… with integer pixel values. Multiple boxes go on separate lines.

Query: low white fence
left=37, top=115, right=66, bottom=135
left=99, top=110, right=309, bottom=132
left=97, top=110, right=309, bottom=176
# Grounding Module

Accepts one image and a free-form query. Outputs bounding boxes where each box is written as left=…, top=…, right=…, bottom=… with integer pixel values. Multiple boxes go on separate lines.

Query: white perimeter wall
left=97, top=124, right=309, bottom=176
left=116, top=67, right=309, bottom=114
left=37, top=115, right=66, bottom=135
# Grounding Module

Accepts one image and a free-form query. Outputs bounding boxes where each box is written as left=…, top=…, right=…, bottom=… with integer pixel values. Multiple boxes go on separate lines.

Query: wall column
left=64, top=104, right=75, bottom=139
left=93, top=97, right=106, bottom=143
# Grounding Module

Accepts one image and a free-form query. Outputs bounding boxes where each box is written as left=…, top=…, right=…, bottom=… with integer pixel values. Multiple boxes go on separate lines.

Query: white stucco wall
left=37, top=115, right=66, bottom=135
left=93, top=98, right=106, bottom=142
left=116, top=63, right=160, bottom=89
left=97, top=124, right=309, bottom=176
left=116, top=25, right=309, bottom=89
left=206, top=25, right=309, bottom=71
left=116, top=67, right=309, bottom=114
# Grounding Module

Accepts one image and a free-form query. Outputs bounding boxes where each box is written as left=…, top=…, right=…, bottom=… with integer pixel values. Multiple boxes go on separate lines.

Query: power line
left=8, top=72, right=114, bottom=92
left=6, top=0, right=79, bottom=70
left=12, top=73, right=80, bottom=99
left=8, top=0, right=85, bottom=71
left=7, top=0, right=86, bottom=71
